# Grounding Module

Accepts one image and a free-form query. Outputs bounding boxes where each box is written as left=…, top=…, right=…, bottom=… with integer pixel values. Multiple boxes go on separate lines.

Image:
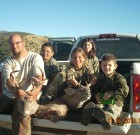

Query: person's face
left=41, top=46, right=54, bottom=61
left=9, top=35, right=25, bottom=57
left=71, top=52, right=85, bottom=69
left=83, top=41, right=92, bottom=53
left=101, top=60, right=117, bottom=76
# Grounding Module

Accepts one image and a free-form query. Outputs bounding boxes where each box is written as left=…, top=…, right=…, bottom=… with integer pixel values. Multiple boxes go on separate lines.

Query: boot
left=81, top=102, right=111, bottom=130
left=93, top=106, right=111, bottom=130
left=81, top=102, right=96, bottom=126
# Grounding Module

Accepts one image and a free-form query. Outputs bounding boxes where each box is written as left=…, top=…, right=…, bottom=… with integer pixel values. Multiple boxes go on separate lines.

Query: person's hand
left=26, top=91, right=38, bottom=101
left=70, top=79, right=79, bottom=87
left=15, top=89, right=26, bottom=98
left=103, top=92, right=111, bottom=100
left=96, top=93, right=101, bottom=103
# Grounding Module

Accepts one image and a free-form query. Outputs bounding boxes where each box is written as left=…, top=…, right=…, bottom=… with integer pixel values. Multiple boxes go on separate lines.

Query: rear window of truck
left=78, top=37, right=140, bottom=59
left=53, top=41, right=74, bottom=60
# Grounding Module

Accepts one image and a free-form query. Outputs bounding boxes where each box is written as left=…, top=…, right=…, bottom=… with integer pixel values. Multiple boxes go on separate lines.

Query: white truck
left=0, top=34, right=140, bottom=135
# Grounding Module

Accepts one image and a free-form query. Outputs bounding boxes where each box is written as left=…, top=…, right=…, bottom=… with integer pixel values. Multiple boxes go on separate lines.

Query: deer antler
left=89, top=76, right=97, bottom=87
left=10, top=70, right=20, bottom=88
left=32, top=66, right=47, bottom=86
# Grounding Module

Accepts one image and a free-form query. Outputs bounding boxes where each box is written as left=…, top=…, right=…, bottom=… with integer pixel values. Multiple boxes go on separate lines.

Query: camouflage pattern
left=91, top=71, right=129, bottom=120
left=92, top=71, right=129, bottom=106
left=44, top=57, right=59, bottom=85
left=40, top=62, right=96, bottom=105
left=85, top=56, right=99, bottom=74
left=66, top=63, right=95, bottom=86
left=40, top=70, right=67, bottom=104
left=97, top=103, right=123, bottom=121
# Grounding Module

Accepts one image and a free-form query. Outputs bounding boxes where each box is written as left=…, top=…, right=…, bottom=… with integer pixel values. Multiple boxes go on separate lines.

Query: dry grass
left=23, top=35, right=48, bottom=53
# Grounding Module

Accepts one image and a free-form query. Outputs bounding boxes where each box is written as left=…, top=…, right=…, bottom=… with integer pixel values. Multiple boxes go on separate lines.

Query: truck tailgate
left=0, top=113, right=131, bottom=134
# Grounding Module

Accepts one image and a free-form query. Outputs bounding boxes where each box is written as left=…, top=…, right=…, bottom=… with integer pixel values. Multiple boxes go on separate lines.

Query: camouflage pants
left=97, top=104, right=122, bottom=121
left=40, top=71, right=67, bottom=104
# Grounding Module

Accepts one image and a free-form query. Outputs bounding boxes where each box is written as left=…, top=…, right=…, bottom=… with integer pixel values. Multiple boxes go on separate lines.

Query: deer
left=34, top=79, right=96, bottom=122
left=10, top=68, right=46, bottom=118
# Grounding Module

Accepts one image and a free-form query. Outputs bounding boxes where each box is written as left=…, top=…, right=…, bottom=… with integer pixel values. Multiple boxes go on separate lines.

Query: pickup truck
left=0, top=34, right=140, bottom=135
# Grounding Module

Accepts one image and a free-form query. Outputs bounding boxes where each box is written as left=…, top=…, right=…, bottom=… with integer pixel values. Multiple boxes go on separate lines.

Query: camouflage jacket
left=85, top=56, right=99, bottom=74
left=66, top=63, right=94, bottom=86
left=91, top=71, right=129, bottom=106
left=44, top=57, right=59, bottom=84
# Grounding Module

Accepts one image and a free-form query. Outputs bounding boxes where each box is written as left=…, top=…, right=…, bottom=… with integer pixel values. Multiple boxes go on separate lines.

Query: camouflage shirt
left=66, top=63, right=94, bottom=86
left=85, top=56, right=99, bottom=74
left=44, top=57, right=59, bottom=85
left=91, top=71, right=129, bottom=106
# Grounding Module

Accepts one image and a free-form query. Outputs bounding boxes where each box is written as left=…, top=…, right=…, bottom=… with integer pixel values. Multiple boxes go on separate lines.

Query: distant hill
left=0, top=31, right=48, bottom=62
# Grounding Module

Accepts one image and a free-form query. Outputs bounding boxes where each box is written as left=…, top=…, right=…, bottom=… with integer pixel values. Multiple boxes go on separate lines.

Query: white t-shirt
left=2, top=51, right=46, bottom=99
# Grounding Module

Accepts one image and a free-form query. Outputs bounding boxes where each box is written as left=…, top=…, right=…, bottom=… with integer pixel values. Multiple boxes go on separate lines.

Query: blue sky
left=0, top=0, right=140, bottom=38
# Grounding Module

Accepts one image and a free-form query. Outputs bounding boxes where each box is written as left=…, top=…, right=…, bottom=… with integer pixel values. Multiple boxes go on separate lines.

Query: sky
left=0, top=0, right=140, bottom=38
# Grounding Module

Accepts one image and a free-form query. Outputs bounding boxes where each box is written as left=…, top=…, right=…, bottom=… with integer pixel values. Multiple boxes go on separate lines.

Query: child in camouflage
left=81, top=53, right=129, bottom=130
left=40, top=43, right=59, bottom=104
left=40, top=43, right=59, bottom=86
left=66, top=47, right=96, bottom=88
left=81, top=38, right=99, bottom=74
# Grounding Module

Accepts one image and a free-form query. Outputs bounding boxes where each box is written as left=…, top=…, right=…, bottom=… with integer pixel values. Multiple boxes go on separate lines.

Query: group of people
left=0, top=33, right=129, bottom=135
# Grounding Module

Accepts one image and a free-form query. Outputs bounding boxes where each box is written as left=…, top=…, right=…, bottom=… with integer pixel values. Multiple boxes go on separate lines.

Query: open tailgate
left=0, top=112, right=131, bottom=134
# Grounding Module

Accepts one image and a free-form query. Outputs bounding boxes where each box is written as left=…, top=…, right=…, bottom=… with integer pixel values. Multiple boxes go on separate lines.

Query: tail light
left=133, top=75, right=140, bottom=112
